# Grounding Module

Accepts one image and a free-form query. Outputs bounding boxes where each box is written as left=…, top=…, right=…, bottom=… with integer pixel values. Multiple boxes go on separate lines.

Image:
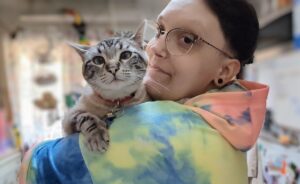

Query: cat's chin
left=92, top=82, right=141, bottom=100
left=110, top=80, right=127, bottom=85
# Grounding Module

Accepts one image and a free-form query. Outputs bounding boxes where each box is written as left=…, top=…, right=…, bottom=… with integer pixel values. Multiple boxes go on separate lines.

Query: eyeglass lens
left=166, top=29, right=196, bottom=56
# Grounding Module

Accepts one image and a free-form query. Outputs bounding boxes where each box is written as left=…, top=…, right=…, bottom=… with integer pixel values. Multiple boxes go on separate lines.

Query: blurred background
left=0, top=0, right=299, bottom=183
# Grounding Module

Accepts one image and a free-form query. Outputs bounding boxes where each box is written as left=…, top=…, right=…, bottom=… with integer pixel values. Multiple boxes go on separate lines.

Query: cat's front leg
left=75, top=112, right=110, bottom=152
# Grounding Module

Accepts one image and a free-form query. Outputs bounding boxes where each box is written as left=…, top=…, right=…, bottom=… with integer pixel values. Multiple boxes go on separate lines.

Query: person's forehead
left=158, top=0, right=225, bottom=44
left=158, top=0, right=208, bottom=23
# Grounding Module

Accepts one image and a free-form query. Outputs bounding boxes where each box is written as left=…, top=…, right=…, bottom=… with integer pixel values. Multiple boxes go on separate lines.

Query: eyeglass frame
left=154, top=26, right=235, bottom=59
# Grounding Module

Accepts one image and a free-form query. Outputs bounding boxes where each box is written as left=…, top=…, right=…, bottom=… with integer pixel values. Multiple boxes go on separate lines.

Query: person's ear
left=214, top=59, right=241, bottom=87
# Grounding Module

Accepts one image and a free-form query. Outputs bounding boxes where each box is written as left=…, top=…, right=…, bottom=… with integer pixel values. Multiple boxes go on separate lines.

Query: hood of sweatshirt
left=184, top=80, right=269, bottom=151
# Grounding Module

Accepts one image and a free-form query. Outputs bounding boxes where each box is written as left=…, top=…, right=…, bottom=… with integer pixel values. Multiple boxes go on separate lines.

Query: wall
left=0, top=29, right=5, bottom=108
left=248, top=50, right=300, bottom=131
left=0, top=27, right=12, bottom=121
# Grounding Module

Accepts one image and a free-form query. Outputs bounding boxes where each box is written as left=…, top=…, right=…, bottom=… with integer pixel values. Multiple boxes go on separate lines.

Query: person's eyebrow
left=157, top=15, right=207, bottom=38
left=189, top=20, right=207, bottom=37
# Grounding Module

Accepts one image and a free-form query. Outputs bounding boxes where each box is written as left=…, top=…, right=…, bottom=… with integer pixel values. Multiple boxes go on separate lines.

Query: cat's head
left=69, top=23, right=147, bottom=100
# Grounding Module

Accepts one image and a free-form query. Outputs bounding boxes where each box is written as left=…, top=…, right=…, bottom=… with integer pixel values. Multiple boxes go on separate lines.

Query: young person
left=20, top=0, right=268, bottom=183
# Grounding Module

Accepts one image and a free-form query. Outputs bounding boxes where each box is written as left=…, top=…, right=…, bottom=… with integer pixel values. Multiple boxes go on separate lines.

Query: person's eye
left=155, top=25, right=165, bottom=38
left=179, top=34, right=196, bottom=46
left=183, top=36, right=194, bottom=44
left=120, top=51, right=132, bottom=60
left=92, top=56, right=105, bottom=65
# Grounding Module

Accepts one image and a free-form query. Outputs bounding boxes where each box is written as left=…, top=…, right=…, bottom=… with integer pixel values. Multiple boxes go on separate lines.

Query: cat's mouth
left=109, top=78, right=125, bottom=84
left=109, top=74, right=122, bottom=81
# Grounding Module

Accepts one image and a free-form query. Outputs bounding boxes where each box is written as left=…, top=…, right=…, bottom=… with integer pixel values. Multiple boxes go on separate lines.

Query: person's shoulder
left=25, top=134, right=93, bottom=184
left=32, top=134, right=82, bottom=163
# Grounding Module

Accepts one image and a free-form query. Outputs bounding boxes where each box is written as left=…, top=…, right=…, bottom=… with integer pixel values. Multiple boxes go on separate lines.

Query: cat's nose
left=106, top=66, right=119, bottom=74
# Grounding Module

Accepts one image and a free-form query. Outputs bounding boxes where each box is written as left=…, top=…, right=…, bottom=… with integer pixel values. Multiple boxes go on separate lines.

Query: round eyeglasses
left=154, top=27, right=235, bottom=58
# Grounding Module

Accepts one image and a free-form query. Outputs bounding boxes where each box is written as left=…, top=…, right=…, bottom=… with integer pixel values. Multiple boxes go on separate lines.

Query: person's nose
left=147, top=36, right=168, bottom=59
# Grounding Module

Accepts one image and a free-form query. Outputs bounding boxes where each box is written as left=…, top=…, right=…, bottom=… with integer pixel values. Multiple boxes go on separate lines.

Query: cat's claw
left=86, top=125, right=110, bottom=153
left=75, top=112, right=110, bottom=153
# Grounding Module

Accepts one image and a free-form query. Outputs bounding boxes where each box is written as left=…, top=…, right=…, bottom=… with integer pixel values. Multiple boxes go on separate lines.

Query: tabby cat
left=63, top=23, right=149, bottom=152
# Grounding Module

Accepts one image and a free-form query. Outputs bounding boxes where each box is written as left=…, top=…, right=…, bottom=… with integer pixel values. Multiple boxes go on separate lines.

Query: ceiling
left=0, top=0, right=290, bottom=38
left=0, top=0, right=168, bottom=32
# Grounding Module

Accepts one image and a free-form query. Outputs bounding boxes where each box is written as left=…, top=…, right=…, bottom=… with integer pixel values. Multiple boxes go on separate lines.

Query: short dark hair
left=203, top=0, right=259, bottom=66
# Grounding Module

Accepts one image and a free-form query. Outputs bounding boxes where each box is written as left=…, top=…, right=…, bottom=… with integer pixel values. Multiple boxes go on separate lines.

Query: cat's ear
left=132, top=20, right=146, bottom=49
left=67, top=42, right=90, bottom=60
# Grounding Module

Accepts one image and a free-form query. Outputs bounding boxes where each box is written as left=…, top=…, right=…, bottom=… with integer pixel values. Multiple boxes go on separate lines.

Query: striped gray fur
left=63, top=22, right=150, bottom=152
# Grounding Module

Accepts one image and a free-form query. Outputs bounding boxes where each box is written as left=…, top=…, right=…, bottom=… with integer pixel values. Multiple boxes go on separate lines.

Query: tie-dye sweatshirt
left=184, top=80, right=269, bottom=151
left=19, top=80, right=269, bottom=184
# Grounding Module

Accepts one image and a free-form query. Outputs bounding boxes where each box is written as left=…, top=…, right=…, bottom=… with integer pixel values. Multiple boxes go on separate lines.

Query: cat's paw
left=75, top=112, right=110, bottom=152
left=85, top=124, right=110, bottom=153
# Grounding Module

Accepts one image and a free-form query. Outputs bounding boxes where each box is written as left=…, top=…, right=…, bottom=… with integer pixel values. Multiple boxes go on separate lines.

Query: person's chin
left=146, top=66, right=171, bottom=83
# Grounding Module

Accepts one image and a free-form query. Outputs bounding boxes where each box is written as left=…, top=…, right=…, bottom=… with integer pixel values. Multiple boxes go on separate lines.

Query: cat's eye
left=92, top=56, right=105, bottom=65
left=120, top=51, right=132, bottom=60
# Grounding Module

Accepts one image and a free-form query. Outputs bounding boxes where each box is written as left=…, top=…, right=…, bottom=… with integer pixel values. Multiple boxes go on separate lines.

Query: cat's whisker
left=146, top=81, right=162, bottom=95
left=148, top=78, right=175, bottom=98
left=146, top=77, right=171, bottom=92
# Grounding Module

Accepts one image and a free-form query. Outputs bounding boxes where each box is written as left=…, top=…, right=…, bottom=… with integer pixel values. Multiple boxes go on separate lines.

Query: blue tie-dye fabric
left=27, top=134, right=92, bottom=184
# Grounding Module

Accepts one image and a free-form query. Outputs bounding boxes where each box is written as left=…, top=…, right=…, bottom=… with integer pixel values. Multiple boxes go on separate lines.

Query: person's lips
left=148, top=63, right=171, bottom=77
left=146, top=63, right=172, bottom=85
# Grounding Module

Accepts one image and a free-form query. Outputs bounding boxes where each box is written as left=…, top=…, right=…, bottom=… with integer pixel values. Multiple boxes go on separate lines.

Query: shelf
left=19, top=14, right=142, bottom=25
left=259, top=6, right=292, bottom=29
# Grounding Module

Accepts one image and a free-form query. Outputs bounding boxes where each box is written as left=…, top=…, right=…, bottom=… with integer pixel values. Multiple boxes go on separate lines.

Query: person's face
left=144, top=0, right=234, bottom=100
